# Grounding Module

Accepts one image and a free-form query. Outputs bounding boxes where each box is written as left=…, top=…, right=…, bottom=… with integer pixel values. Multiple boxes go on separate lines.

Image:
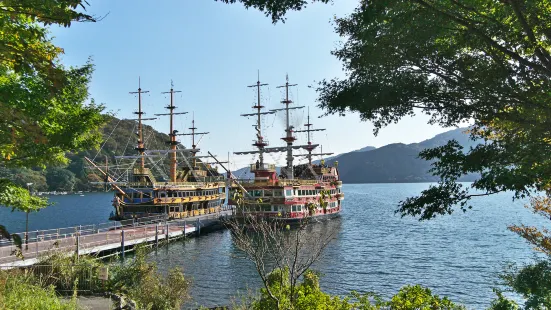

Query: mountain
left=310, top=145, right=376, bottom=165
left=325, top=127, right=479, bottom=183
left=232, top=127, right=480, bottom=183
left=353, top=146, right=377, bottom=153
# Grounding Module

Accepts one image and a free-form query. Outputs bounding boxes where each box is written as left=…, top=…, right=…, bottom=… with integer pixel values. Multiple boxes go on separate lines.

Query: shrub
left=108, top=246, right=190, bottom=310
left=0, top=269, right=79, bottom=310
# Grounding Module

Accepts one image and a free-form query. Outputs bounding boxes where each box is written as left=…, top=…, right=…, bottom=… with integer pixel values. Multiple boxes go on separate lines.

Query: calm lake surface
left=0, top=183, right=545, bottom=309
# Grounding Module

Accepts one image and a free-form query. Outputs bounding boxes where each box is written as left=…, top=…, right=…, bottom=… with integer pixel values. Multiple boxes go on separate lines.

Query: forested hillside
left=0, top=116, right=170, bottom=192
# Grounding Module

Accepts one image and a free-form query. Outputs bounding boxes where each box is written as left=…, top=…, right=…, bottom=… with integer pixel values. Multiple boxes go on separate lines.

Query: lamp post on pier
left=25, top=183, right=33, bottom=249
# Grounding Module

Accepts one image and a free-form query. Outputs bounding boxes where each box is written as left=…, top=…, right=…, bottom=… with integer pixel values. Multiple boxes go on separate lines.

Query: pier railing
left=0, top=210, right=233, bottom=267
left=0, top=214, right=168, bottom=248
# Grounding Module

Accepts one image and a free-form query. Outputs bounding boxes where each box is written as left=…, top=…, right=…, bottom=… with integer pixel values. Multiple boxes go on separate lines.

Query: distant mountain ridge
left=232, top=127, right=480, bottom=183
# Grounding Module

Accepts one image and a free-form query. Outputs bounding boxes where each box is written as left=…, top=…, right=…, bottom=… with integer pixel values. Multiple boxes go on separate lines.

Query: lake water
left=0, top=184, right=545, bottom=309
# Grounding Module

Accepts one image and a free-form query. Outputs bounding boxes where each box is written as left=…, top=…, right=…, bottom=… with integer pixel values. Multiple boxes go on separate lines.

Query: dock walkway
left=0, top=210, right=233, bottom=268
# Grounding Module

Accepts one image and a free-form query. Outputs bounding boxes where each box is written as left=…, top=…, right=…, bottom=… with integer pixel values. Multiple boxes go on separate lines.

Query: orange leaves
left=508, top=196, right=551, bottom=256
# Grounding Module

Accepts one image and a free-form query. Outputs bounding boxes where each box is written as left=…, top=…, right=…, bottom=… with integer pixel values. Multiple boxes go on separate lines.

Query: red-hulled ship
left=228, top=74, right=344, bottom=223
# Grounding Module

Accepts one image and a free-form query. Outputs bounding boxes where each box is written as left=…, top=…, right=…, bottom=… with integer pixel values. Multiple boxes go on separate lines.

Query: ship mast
left=249, top=70, right=273, bottom=167
left=276, top=75, right=298, bottom=179
left=181, top=114, right=209, bottom=169
left=130, top=78, right=150, bottom=169
left=294, top=107, right=330, bottom=165
left=235, top=73, right=317, bottom=178
left=155, top=81, right=186, bottom=182
left=239, top=72, right=273, bottom=166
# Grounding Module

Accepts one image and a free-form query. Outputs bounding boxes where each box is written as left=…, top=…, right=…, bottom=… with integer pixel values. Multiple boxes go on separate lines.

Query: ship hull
left=111, top=181, right=227, bottom=221
left=230, top=209, right=341, bottom=226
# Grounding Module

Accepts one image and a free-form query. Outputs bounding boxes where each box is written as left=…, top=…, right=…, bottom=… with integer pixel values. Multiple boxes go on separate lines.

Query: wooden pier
left=0, top=210, right=233, bottom=269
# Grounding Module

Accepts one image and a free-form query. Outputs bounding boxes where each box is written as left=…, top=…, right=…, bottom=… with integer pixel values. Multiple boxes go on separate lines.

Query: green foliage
left=0, top=178, right=47, bottom=257
left=0, top=268, right=79, bottom=310
left=0, top=224, right=22, bottom=254
left=37, top=252, right=103, bottom=293
left=46, top=167, right=77, bottom=191
left=385, top=285, right=465, bottom=310
left=0, top=0, right=96, bottom=78
left=0, top=61, right=106, bottom=168
left=304, top=0, right=551, bottom=219
left=499, top=260, right=551, bottom=309
left=250, top=268, right=352, bottom=310
left=216, top=0, right=330, bottom=23
left=0, top=179, right=48, bottom=212
left=0, top=167, right=49, bottom=191
left=244, top=269, right=465, bottom=310
left=108, top=246, right=190, bottom=310
left=1, top=0, right=105, bottom=170
left=488, top=290, right=519, bottom=310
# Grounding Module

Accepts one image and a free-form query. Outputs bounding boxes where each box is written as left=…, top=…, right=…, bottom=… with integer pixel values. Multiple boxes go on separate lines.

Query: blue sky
left=51, top=0, right=448, bottom=169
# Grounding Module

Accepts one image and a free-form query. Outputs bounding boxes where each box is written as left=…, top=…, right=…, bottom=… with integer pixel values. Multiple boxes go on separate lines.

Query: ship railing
left=250, top=163, right=276, bottom=172
left=133, top=167, right=152, bottom=175
left=124, top=180, right=225, bottom=188
left=232, top=179, right=320, bottom=186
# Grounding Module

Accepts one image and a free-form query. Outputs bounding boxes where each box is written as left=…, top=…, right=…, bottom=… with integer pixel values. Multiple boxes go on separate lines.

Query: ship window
left=160, top=192, right=166, bottom=198
left=292, top=205, right=296, bottom=212
left=285, top=190, right=292, bottom=197
left=264, top=190, right=273, bottom=197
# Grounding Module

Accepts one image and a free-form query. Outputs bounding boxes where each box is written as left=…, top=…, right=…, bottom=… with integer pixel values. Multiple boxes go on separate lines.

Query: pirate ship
left=85, top=81, right=226, bottom=221
left=228, top=75, right=344, bottom=222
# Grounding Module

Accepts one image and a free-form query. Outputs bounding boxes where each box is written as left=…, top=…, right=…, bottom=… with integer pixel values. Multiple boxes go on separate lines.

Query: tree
left=0, top=167, right=48, bottom=191
left=0, top=0, right=104, bottom=257
left=0, top=61, right=105, bottom=168
left=215, top=0, right=330, bottom=23
left=236, top=275, right=466, bottom=310
left=218, top=0, right=551, bottom=219
left=46, top=167, right=77, bottom=191
left=1, top=0, right=105, bottom=168
left=0, top=0, right=97, bottom=78
left=494, top=196, right=551, bottom=309
left=227, top=190, right=337, bottom=309
left=108, top=246, right=191, bottom=310
left=0, top=179, right=48, bottom=254
left=277, top=0, right=551, bottom=220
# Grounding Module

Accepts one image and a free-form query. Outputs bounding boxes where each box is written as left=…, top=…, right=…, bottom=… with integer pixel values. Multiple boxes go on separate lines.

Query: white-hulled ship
left=228, top=75, right=344, bottom=223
